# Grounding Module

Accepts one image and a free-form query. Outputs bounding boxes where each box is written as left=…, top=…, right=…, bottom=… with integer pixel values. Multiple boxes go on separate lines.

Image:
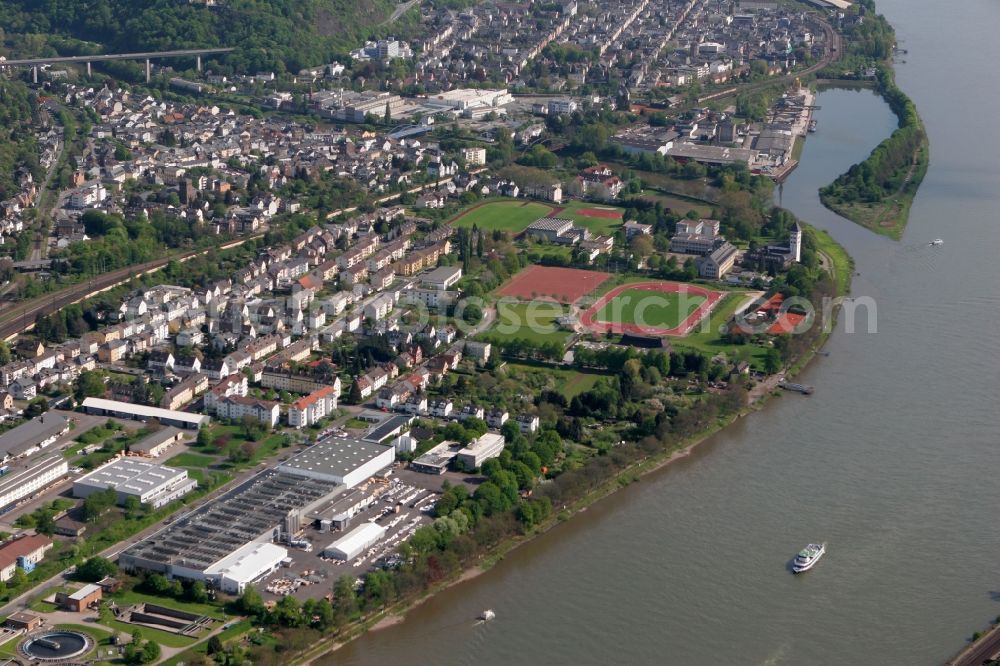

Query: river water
left=330, top=1, right=1000, bottom=663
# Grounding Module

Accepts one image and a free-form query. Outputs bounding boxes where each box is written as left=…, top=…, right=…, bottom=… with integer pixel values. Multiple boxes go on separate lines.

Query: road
left=0, top=235, right=260, bottom=341
left=698, top=19, right=842, bottom=103
left=948, top=623, right=1000, bottom=666
left=382, top=0, right=420, bottom=26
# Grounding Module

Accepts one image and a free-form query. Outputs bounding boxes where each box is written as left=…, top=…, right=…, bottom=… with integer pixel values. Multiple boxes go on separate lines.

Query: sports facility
left=487, top=301, right=572, bottom=345
left=496, top=265, right=612, bottom=304
left=580, top=281, right=725, bottom=337
left=450, top=200, right=555, bottom=232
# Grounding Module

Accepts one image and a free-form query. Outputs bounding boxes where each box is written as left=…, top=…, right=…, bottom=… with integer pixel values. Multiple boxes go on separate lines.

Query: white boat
left=791, top=542, right=826, bottom=573
left=929, top=238, right=944, bottom=246
left=478, top=609, right=496, bottom=622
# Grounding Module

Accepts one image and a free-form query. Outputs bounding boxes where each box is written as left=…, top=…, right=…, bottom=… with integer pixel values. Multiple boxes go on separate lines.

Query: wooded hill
left=0, top=0, right=398, bottom=73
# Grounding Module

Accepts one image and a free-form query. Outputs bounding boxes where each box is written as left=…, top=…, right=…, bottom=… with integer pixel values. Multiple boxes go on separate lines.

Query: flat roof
left=277, top=437, right=393, bottom=480
left=421, top=266, right=462, bottom=283
left=412, top=441, right=459, bottom=469
left=203, top=541, right=288, bottom=581
left=0, top=455, right=67, bottom=499
left=527, top=217, right=574, bottom=232
left=325, top=522, right=385, bottom=553
left=122, top=470, right=339, bottom=571
left=362, top=415, right=413, bottom=444
left=130, top=427, right=184, bottom=454
left=0, top=414, right=69, bottom=459
left=75, top=458, right=188, bottom=496
left=457, top=432, right=505, bottom=456
left=69, top=583, right=102, bottom=600
left=81, top=398, right=211, bottom=427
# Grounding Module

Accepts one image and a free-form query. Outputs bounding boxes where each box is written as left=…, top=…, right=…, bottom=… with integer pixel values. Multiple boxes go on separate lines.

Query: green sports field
left=451, top=200, right=555, bottom=232
left=482, top=301, right=571, bottom=345
left=592, top=287, right=706, bottom=329
left=556, top=200, right=625, bottom=235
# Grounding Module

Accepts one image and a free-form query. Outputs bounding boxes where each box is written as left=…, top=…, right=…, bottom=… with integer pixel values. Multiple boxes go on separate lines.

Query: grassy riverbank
left=817, top=1, right=929, bottom=240
left=272, top=230, right=853, bottom=666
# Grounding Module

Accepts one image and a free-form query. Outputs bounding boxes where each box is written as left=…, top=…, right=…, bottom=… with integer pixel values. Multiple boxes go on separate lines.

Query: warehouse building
left=0, top=413, right=70, bottom=462
left=119, top=470, right=340, bottom=581
left=0, top=455, right=69, bottom=512
left=81, top=398, right=210, bottom=430
left=455, top=433, right=506, bottom=471
left=323, top=522, right=386, bottom=560
left=410, top=441, right=459, bottom=475
left=128, top=427, right=185, bottom=458
left=74, top=458, right=197, bottom=509
left=276, top=436, right=394, bottom=488
left=202, top=541, right=288, bottom=594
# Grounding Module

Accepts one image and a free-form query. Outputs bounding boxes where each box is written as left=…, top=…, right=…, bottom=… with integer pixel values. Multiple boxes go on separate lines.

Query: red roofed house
left=287, top=386, right=339, bottom=428
left=0, top=534, right=52, bottom=581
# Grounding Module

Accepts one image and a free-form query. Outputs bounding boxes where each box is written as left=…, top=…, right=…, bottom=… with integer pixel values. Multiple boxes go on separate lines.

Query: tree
left=206, top=636, right=223, bottom=655
left=75, top=370, right=106, bottom=401
left=77, top=556, right=118, bottom=582
left=349, top=380, right=363, bottom=404
left=25, top=397, right=48, bottom=418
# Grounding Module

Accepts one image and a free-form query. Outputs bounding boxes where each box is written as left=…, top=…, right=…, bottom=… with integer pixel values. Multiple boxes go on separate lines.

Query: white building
left=216, top=396, right=280, bottom=427
left=455, top=432, right=505, bottom=470
left=202, top=542, right=288, bottom=594
left=0, top=455, right=68, bottom=511
left=73, top=458, right=197, bottom=509
left=323, top=522, right=386, bottom=560
left=276, top=437, right=394, bottom=488
left=288, top=386, right=339, bottom=428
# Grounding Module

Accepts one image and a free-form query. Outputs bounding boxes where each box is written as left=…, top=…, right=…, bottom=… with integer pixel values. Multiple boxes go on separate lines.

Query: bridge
left=0, top=47, right=235, bottom=83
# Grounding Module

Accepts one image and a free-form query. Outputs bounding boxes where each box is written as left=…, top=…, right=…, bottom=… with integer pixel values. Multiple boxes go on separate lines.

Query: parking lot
left=259, top=471, right=445, bottom=600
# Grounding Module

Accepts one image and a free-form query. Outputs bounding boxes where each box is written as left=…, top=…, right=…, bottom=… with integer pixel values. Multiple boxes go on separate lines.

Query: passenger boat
left=929, top=238, right=944, bottom=246
left=792, top=543, right=826, bottom=573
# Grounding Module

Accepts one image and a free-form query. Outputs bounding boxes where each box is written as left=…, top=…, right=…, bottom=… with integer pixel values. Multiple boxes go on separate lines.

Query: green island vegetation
left=817, top=0, right=928, bottom=239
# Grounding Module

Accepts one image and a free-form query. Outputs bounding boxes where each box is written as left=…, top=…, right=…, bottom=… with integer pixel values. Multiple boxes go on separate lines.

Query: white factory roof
left=68, top=583, right=101, bottom=600
left=75, top=457, right=187, bottom=495
left=277, top=437, right=392, bottom=479
left=325, top=522, right=386, bottom=554
left=81, top=398, right=210, bottom=427
left=203, top=541, right=288, bottom=581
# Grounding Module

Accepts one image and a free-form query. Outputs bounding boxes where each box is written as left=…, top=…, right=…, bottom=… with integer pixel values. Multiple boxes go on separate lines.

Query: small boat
left=792, top=543, right=826, bottom=573
left=479, top=609, right=496, bottom=622
left=929, top=238, right=944, bottom=246
left=808, top=119, right=818, bottom=133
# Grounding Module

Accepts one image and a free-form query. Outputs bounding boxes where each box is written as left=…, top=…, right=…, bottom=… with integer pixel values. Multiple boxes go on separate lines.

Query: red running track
left=579, top=281, right=725, bottom=337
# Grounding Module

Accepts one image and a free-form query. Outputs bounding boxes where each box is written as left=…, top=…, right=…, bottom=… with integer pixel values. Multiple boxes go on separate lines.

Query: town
left=0, top=0, right=859, bottom=663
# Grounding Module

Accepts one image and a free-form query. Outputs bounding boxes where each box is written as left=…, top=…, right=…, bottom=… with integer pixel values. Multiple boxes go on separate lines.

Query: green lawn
left=593, top=287, right=705, bottom=329
left=108, top=589, right=226, bottom=619
left=669, top=291, right=769, bottom=370
left=165, top=452, right=218, bottom=469
left=484, top=301, right=572, bottom=345
left=100, top=617, right=200, bottom=648
left=556, top=200, right=624, bottom=235
left=505, top=362, right=610, bottom=399
left=451, top=200, right=554, bottom=232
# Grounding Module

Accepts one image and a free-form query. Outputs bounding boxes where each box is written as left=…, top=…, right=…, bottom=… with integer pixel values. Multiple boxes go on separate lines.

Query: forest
left=0, top=0, right=397, bottom=73
left=0, top=80, right=41, bottom=201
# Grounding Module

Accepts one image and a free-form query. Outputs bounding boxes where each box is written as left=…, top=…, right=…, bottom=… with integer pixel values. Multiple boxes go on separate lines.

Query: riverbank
left=288, top=226, right=850, bottom=666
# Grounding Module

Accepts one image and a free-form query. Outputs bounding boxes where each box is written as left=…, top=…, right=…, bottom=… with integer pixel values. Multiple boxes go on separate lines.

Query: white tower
left=790, top=222, right=802, bottom=263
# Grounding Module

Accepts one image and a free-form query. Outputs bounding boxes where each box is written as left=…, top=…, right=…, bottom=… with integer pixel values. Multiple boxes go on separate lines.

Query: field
left=450, top=200, right=555, bottom=232
left=591, top=287, right=706, bottom=330
left=581, top=281, right=725, bottom=337
left=553, top=200, right=625, bottom=235
left=485, top=301, right=572, bottom=345
left=505, top=362, right=608, bottom=399
left=496, top=265, right=611, bottom=304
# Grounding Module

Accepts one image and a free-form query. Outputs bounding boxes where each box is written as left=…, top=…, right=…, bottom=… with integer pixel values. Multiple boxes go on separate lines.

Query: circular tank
left=20, top=631, right=93, bottom=661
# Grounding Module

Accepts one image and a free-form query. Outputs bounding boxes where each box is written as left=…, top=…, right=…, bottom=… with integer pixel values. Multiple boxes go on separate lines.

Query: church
left=744, top=222, right=802, bottom=272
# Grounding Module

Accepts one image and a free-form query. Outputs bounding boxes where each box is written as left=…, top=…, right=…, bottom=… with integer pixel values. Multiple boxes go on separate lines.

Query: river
left=329, top=1, right=1000, bottom=663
